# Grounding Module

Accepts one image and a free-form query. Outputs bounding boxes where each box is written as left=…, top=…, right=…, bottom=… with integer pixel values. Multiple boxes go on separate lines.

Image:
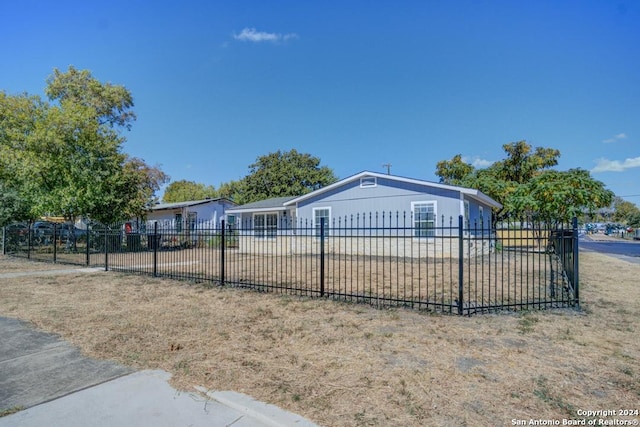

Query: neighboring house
left=225, top=171, right=502, bottom=257
left=224, top=196, right=298, bottom=238
left=144, top=198, right=237, bottom=231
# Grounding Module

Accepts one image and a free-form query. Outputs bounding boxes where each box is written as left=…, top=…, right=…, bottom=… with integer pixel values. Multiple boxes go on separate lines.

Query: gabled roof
left=225, top=196, right=297, bottom=214
left=150, top=198, right=235, bottom=211
left=283, top=171, right=503, bottom=209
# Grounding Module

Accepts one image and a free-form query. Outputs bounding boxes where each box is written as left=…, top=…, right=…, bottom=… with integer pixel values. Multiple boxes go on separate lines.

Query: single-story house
left=143, top=198, right=236, bottom=231
left=225, top=171, right=502, bottom=257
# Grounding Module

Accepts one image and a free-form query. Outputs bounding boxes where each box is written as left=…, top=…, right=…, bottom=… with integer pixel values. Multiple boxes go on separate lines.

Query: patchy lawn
left=0, top=252, right=638, bottom=426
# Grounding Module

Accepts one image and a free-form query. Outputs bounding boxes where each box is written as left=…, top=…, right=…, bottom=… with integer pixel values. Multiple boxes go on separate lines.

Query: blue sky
left=2, top=1, right=639, bottom=205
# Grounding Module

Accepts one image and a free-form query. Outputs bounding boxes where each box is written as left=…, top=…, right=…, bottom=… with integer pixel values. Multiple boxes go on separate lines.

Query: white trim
left=360, top=176, right=377, bottom=188
left=253, top=212, right=278, bottom=239
left=411, top=201, right=437, bottom=238
left=312, top=207, right=332, bottom=237
left=226, top=206, right=287, bottom=214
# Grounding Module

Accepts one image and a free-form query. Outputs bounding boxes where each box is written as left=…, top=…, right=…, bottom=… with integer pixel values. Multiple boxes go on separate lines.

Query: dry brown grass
left=0, top=252, right=638, bottom=426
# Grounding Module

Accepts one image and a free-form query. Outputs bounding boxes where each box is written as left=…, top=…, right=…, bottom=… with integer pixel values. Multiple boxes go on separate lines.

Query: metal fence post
left=458, top=215, right=464, bottom=315
left=572, top=217, right=579, bottom=307
left=220, top=219, right=225, bottom=286
left=153, top=221, right=158, bottom=277
left=320, top=218, right=325, bottom=297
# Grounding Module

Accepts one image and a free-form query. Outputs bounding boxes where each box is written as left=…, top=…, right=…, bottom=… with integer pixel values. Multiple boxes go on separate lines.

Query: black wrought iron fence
left=2, top=215, right=579, bottom=315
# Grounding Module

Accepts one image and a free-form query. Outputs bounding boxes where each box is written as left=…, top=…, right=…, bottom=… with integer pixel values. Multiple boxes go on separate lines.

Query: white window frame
left=464, top=200, right=470, bottom=230
left=360, top=177, right=377, bottom=188
left=411, top=201, right=437, bottom=238
left=313, top=207, right=331, bottom=237
left=478, top=206, right=485, bottom=227
left=253, top=213, right=278, bottom=238
left=187, top=211, right=197, bottom=231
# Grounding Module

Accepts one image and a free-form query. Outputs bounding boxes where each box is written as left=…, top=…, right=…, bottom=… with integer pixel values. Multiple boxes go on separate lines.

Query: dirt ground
left=0, top=251, right=638, bottom=426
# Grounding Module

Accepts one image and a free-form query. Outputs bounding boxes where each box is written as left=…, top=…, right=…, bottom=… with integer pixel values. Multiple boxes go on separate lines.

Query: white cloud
left=233, top=28, right=298, bottom=43
left=462, top=156, right=493, bottom=168
left=602, top=133, right=627, bottom=143
left=592, top=156, right=640, bottom=173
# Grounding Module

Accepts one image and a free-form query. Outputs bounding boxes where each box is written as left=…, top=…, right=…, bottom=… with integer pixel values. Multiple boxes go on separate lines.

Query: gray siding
left=295, top=176, right=464, bottom=227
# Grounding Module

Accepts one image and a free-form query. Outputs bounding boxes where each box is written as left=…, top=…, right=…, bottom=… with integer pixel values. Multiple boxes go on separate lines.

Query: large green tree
left=0, top=66, right=168, bottom=224
left=237, top=149, right=337, bottom=204
left=612, top=197, right=640, bottom=224
left=162, top=180, right=218, bottom=203
left=435, top=141, right=613, bottom=222
left=505, top=169, right=613, bottom=223
left=0, top=182, right=30, bottom=227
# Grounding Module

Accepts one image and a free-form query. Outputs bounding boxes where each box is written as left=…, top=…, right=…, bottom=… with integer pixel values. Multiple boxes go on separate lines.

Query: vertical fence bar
left=104, top=226, right=109, bottom=271
left=53, top=223, right=58, bottom=263
left=27, top=221, right=32, bottom=260
left=320, top=218, right=325, bottom=297
left=86, top=226, right=90, bottom=266
left=572, top=217, right=579, bottom=307
left=458, top=215, right=464, bottom=315
left=220, top=219, right=225, bottom=286
left=153, top=221, right=158, bottom=277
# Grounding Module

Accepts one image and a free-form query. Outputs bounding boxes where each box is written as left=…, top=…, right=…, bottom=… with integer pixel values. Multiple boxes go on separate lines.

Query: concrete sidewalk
left=0, top=316, right=318, bottom=427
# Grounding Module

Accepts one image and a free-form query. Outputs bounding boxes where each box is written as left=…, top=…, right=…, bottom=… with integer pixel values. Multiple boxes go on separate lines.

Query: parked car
left=31, top=221, right=55, bottom=236
left=59, top=223, right=87, bottom=239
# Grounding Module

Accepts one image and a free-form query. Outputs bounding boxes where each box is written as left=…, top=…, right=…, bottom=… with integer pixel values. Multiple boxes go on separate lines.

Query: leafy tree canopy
left=612, top=197, right=640, bottom=224
left=0, top=67, right=168, bottom=224
left=162, top=180, right=218, bottom=203
left=628, top=212, right=640, bottom=229
left=435, top=141, right=613, bottom=223
left=237, top=149, right=337, bottom=205
left=0, top=182, right=30, bottom=227
left=216, top=179, right=246, bottom=203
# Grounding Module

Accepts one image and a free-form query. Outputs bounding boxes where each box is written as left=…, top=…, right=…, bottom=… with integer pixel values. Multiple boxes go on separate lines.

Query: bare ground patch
left=0, top=252, right=638, bottom=426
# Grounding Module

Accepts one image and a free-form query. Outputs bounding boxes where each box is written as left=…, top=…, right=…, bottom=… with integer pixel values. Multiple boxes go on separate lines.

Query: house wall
left=293, top=176, right=495, bottom=234
left=463, top=196, right=492, bottom=230
left=230, top=209, right=294, bottom=228
left=146, top=200, right=234, bottom=230
left=235, top=235, right=493, bottom=258
left=229, top=176, right=496, bottom=255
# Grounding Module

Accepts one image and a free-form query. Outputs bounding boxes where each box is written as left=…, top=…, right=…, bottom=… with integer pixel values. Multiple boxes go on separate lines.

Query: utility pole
left=382, top=163, right=392, bottom=175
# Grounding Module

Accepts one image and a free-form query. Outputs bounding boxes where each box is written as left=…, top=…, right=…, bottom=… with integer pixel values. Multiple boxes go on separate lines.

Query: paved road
left=579, top=235, right=640, bottom=264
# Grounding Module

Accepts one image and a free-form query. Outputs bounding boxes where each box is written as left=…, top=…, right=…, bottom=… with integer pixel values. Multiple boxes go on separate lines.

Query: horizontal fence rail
left=2, top=215, right=579, bottom=315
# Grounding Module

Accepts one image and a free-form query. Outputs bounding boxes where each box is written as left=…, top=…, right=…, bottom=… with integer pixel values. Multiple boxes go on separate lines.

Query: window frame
left=253, top=213, right=278, bottom=239
left=360, top=177, right=377, bottom=188
left=312, top=207, right=332, bottom=237
left=411, top=201, right=437, bottom=238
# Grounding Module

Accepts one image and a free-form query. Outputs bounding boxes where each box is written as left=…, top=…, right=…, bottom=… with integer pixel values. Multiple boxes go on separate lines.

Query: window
left=412, top=202, right=436, bottom=238
left=175, top=213, right=183, bottom=232
left=187, top=212, right=197, bottom=231
left=360, top=177, right=377, bottom=188
left=479, top=206, right=484, bottom=226
left=254, top=213, right=277, bottom=238
left=464, top=200, right=470, bottom=227
left=226, top=215, right=236, bottom=230
left=313, top=207, right=331, bottom=237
